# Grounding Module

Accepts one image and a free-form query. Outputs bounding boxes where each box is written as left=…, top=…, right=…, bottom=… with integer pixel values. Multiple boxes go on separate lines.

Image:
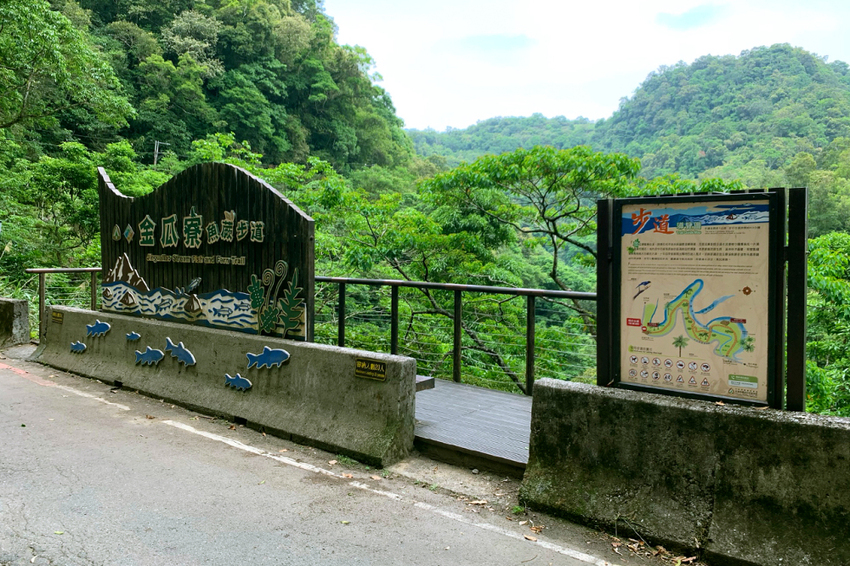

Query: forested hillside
left=0, top=0, right=440, bottom=273
left=409, top=45, right=850, bottom=235
left=408, top=114, right=598, bottom=166
left=5, top=0, right=412, bottom=170
left=3, top=2, right=850, bottom=414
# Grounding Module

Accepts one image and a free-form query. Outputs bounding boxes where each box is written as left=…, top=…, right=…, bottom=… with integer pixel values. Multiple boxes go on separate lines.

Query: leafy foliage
left=2, top=3, right=850, bottom=410
left=807, top=233, right=850, bottom=415
left=0, top=0, right=410, bottom=169
left=0, top=0, right=133, bottom=130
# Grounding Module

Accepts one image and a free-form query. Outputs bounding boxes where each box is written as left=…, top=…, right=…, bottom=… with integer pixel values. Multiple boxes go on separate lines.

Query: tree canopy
left=0, top=0, right=133, bottom=130
left=2, top=0, right=412, bottom=170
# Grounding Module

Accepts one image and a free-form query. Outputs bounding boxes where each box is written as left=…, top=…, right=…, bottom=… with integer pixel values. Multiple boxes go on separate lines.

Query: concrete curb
left=519, top=379, right=850, bottom=566
left=34, top=306, right=416, bottom=467
left=0, top=298, right=29, bottom=348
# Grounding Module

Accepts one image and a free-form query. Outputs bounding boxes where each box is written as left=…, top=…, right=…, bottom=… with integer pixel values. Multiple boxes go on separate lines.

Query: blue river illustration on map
left=641, top=279, right=751, bottom=361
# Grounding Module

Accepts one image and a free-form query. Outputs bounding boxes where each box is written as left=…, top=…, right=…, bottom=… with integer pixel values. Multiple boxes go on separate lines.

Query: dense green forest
left=409, top=45, right=850, bottom=237
left=2, top=0, right=850, bottom=414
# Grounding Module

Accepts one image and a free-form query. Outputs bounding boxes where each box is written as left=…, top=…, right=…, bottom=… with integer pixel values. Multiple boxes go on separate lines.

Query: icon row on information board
left=629, top=355, right=710, bottom=373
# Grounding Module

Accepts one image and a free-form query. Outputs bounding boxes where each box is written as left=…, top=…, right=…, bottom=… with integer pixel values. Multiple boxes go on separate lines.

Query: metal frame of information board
left=597, top=189, right=807, bottom=410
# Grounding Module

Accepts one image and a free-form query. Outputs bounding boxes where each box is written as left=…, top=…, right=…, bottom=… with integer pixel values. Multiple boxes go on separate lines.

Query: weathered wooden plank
left=415, top=380, right=532, bottom=466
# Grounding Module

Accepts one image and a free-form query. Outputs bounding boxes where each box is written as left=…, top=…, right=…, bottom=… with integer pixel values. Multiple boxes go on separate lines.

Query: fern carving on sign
left=277, top=268, right=304, bottom=337
left=250, top=261, right=305, bottom=338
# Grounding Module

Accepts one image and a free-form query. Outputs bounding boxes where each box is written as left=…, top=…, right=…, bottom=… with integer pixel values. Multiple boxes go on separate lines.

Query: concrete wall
left=34, top=306, right=416, bottom=467
left=0, top=298, right=29, bottom=348
left=519, top=379, right=850, bottom=566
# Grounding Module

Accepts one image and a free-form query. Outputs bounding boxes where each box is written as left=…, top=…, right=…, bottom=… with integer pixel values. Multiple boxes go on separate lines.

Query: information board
left=614, top=194, right=776, bottom=404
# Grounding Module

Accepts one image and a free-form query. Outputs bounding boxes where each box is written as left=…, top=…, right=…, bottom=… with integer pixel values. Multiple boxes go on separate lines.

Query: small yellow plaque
left=354, top=358, right=386, bottom=381
left=51, top=311, right=64, bottom=324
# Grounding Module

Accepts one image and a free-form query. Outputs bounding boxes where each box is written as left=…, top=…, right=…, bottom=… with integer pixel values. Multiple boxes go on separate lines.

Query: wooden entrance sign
left=98, top=163, right=314, bottom=340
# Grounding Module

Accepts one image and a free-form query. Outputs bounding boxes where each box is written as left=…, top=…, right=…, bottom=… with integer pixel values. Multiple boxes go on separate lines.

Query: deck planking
left=414, top=379, right=532, bottom=469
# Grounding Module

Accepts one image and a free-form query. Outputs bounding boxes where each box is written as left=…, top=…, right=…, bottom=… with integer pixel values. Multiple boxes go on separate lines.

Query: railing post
left=38, top=272, right=46, bottom=341
left=391, top=286, right=399, bottom=355
left=453, top=289, right=462, bottom=383
left=771, top=188, right=788, bottom=409
left=596, top=198, right=613, bottom=387
left=338, top=282, right=346, bottom=347
left=526, top=295, right=536, bottom=395
left=90, top=271, right=97, bottom=310
left=786, top=187, right=808, bottom=411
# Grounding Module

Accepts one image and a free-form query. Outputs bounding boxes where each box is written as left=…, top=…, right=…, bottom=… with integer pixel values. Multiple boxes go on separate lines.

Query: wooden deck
left=414, top=379, right=532, bottom=475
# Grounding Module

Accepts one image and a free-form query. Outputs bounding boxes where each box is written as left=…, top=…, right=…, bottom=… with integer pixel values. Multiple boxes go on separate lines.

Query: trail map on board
left=619, top=199, right=770, bottom=402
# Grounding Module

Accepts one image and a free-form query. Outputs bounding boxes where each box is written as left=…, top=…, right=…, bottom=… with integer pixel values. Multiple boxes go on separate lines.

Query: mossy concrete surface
left=519, top=379, right=850, bottom=566
left=0, top=298, right=29, bottom=348
left=33, top=306, right=416, bottom=467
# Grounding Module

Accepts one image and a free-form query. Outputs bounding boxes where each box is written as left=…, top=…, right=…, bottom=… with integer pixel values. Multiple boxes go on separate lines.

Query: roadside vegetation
left=1, top=1, right=849, bottom=415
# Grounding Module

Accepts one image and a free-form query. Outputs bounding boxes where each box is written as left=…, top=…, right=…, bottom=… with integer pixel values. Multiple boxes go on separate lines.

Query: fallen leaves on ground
left=145, top=415, right=155, bottom=419
left=328, top=460, right=337, bottom=466
left=342, top=473, right=353, bottom=478
left=617, top=538, right=703, bottom=565
left=468, top=500, right=488, bottom=505
left=370, top=475, right=382, bottom=481
left=524, top=535, right=537, bottom=542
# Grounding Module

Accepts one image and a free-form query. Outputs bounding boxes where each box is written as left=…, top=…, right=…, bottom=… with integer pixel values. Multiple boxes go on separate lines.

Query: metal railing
left=19, top=268, right=598, bottom=395
left=24, top=268, right=100, bottom=340
left=314, top=277, right=598, bottom=395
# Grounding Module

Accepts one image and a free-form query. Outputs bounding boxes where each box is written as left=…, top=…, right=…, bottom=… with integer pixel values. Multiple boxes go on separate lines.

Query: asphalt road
left=0, top=352, right=652, bottom=566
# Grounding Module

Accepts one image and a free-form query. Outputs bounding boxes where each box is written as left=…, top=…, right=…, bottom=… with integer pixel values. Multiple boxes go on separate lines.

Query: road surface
left=0, top=350, right=671, bottom=566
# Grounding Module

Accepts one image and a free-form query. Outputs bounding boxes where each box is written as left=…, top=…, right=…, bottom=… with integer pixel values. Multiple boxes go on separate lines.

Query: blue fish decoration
left=70, top=341, right=86, bottom=353
left=212, top=307, right=232, bottom=317
left=86, top=320, right=111, bottom=337
left=186, top=277, right=202, bottom=293
left=246, top=346, right=290, bottom=369
left=165, top=337, right=196, bottom=367
left=225, top=373, right=252, bottom=391
left=135, top=346, right=164, bottom=366
left=126, top=332, right=141, bottom=341
left=176, top=277, right=202, bottom=295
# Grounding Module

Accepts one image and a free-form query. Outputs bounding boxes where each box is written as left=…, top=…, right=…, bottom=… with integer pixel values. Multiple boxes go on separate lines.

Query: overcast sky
left=323, top=0, right=850, bottom=131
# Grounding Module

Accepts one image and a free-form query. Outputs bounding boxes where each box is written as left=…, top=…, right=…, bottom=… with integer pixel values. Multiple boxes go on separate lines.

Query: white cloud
left=324, top=0, right=850, bottom=130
